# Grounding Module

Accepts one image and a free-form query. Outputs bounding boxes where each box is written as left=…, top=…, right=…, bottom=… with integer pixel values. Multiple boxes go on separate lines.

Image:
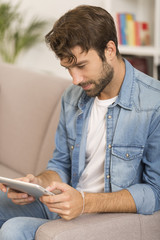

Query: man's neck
left=98, top=58, right=125, bottom=100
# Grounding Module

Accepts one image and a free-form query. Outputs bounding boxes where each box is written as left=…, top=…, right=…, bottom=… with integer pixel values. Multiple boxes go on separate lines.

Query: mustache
left=79, top=81, right=95, bottom=87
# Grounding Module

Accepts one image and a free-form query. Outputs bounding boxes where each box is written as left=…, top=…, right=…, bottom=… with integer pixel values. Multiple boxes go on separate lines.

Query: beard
left=79, top=61, right=114, bottom=97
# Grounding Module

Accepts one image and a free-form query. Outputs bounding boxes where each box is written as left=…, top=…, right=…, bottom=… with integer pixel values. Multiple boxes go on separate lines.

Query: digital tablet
left=0, top=176, right=54, bottom=198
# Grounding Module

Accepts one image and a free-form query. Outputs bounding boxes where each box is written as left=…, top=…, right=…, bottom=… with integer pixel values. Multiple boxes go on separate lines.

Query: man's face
left=60, top=46, right=114, bottom=97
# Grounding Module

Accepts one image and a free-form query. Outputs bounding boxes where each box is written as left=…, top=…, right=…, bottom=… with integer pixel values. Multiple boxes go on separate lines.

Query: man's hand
left=0, top=174, right=38, bottom=205
left=40, top=182, right=83, bottom=220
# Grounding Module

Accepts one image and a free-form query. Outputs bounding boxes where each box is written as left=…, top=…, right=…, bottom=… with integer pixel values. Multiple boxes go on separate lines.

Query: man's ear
left=104, top=40, right=116, bottom=60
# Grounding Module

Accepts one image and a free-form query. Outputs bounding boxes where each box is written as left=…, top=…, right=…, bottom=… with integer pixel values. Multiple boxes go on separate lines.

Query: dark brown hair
left=45, top=5, right=120, bottom=63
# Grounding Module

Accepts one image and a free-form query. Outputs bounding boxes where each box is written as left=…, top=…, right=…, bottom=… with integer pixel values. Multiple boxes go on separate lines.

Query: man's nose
left=69, top=69, right=84, bottom=85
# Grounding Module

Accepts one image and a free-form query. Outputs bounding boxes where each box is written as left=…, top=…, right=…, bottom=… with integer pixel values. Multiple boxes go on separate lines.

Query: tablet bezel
left=0, top=176, right=54, bottom=198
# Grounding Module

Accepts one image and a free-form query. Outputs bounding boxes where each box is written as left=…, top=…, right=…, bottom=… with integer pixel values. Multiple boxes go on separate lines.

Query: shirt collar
left=116, top=59, right=135, bottom=110
left=78, top=58, right=135, bottom=111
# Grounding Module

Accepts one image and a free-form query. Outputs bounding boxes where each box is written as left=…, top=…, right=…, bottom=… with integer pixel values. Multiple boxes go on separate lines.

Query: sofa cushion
left=0, top=164, right=23, bottom=178
left=35, top=211, right=160, bottom=240
left=0, top=63, right=71, bottom=177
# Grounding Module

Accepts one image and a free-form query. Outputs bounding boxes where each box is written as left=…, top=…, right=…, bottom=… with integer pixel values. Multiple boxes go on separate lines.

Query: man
left=0, top=5, right=160, bottom=239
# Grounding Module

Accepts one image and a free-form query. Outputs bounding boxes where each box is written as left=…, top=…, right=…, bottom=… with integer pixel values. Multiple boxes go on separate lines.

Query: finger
left=45, top=203, right=73, bottom=221
left=47, top=206, right=70, bottom=215
left=44, top=200, right=71, bottom=216
left=15, top=174, right=36, bottom=184
left=8, top=188, right=28, bottom=198
left=7, top=189, right=35, bottom=203
left=25, top=174, right=37, bottom=184
left=48, top=202, right=71, bottom=212
left=59, top=214, right=73, bottom=221
left=26, top=174, right=35, bottom=181
left=40, top=191, right=69, bottom=205
left=41, top=194, right=72, bottom=216
left=0, top=183, right=7, bottom=193
left=8, top=189, right=35, bottom=205
left=12, top=196, right=35, bottom=205
left=46, top=182, right=70, bottom=193
left=15, top=177, right=28, bottom=182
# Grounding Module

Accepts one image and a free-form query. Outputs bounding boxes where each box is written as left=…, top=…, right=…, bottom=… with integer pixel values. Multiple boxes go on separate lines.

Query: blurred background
left=0, top=0, right=105, bottom=79
left=0, top=0, right=160, bottom=80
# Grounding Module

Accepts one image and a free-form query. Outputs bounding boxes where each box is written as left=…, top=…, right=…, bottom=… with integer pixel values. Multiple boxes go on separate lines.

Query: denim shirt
left=47, top=59, right=160, bottom=215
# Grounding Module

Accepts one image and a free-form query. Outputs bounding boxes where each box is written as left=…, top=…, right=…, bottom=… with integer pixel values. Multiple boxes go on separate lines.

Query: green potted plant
left=0, top=1, right=48, bottom=63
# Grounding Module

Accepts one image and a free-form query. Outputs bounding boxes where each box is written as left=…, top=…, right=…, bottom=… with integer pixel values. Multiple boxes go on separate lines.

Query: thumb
left=46, top=182, right=69, bottom=194
left=24, top=174, right=35, bottom=183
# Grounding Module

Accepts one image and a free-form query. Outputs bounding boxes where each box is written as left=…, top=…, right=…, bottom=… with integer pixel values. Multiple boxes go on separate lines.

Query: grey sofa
left=0, top=62, right=160, bottom=240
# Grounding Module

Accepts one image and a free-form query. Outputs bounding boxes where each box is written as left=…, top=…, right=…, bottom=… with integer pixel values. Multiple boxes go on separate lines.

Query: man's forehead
left=60, top=46, right=88, bottom=67
left=60, top=46, right=98, bottom=68
left=60, top=59, right=88, bottom=68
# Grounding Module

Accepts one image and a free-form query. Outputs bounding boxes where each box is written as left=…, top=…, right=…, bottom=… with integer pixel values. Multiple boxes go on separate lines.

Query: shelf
left=119, top=46, right=157, bottom=57
left=105, top=0, right=160, bottom=79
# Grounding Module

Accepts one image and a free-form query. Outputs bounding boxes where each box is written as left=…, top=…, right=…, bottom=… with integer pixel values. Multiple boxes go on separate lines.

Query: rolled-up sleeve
left=127, top=184, right=155, bottom=214
left=128, top=107, right=160, bottom=214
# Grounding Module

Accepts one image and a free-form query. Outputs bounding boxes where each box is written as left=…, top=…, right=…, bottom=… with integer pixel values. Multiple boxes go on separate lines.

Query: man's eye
left=77, top=65, right=85, bottom=69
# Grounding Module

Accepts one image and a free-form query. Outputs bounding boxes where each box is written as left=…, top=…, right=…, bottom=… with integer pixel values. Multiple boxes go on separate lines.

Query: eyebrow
left=61, top=60, right=88, bottom=68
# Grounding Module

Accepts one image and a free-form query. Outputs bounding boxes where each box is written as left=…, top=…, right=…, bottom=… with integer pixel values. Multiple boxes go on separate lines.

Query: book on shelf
left=117, top=13, right=127, bottom=45
left=126, top=13, right=135, bottom=46
left=116, top=13, right=150, bottom=46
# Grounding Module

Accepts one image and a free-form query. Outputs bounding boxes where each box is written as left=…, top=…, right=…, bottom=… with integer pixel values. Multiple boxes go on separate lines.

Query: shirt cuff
left=127, top=184, right=155, bottom=214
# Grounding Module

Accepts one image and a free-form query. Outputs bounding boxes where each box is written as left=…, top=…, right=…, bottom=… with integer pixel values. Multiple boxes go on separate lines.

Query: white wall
left=7, top=0, right=105, bottom=79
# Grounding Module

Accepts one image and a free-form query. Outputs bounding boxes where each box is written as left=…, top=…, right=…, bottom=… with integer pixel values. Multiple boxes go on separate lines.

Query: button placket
left=104, top=108, right=114, bottom=192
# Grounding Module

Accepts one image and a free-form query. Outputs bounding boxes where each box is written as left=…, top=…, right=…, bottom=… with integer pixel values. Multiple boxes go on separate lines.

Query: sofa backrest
left=0, top=63, right=71, bottom=177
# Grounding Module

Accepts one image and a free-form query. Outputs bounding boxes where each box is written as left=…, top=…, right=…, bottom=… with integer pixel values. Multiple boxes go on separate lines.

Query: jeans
left=0, top=191, right=59, bottom=240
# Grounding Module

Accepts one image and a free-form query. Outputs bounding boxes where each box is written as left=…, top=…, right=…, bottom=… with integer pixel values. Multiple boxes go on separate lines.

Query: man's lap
left=0, top=191, right=60, bottom=239
left=0, top=191, right=47, bottom=225
left=0, top=216, right=50, bottom=240
left=0, top=190, right=59, bottom=230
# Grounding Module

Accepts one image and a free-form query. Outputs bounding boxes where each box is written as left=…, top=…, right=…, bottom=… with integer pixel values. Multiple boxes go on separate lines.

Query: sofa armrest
left=35, top=211, right=160, bottom=240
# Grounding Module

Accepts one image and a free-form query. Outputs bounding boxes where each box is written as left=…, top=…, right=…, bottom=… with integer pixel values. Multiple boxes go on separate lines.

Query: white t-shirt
left=77, top=96, right=117, bottom=193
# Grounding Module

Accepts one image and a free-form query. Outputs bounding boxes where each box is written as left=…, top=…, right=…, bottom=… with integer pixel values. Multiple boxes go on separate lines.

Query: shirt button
left=126, top=153, right=129, bottom=157
left=108, top=115, right=112, bottom=119
left=71, top=146, right=74, bottom=150
left=108, top=144, right=112, bottom=149
left=106, top=175, right=110, bottom=179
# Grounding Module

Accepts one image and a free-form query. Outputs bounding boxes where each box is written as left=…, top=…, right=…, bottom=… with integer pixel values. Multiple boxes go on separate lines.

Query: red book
left=140, top=22, right=150, bottom=45
left=116, top=13, right=122, bottom=45
left=135, top=21, right=141, bottom=46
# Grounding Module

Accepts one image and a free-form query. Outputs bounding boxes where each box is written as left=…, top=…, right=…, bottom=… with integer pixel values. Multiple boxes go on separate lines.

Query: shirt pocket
left=110, top=145, right=144, bottom=188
